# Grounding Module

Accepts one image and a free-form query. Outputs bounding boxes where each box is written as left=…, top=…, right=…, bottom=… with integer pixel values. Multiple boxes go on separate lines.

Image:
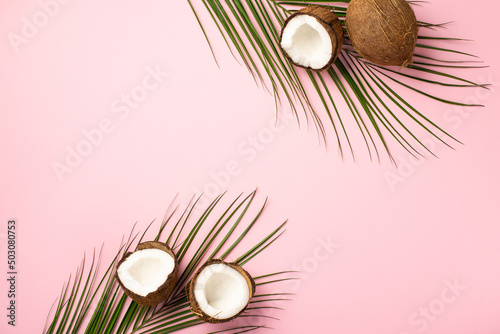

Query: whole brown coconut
left=346, top=0, right=418, bottom=67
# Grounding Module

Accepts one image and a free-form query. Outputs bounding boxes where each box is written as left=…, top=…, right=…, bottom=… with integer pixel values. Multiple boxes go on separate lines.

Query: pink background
left=1, top=0, right=500, bottom=333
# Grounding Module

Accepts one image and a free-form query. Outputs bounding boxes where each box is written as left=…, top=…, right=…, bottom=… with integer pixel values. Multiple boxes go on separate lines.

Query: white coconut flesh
left=117, top=248, right=175, bottom=297
left=194, top=263, right=250, bottom=320
left=281, top=14, right=333, bottom=69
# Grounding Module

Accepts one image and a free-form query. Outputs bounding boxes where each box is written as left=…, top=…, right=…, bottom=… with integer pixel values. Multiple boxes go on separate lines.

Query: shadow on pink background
left=1, top=1, right=499, bottom=333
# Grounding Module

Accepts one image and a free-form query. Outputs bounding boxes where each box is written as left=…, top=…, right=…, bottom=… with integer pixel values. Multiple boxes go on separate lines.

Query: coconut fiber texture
left=346, top=0, right=418, bottom=66
left=116, top=241, right=179, bottom=307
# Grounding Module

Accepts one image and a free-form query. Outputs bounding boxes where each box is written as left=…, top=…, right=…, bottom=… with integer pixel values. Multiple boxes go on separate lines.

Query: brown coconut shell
left=346, top=0, right=418, bottom=67
left=187, top=259, right=255, bottom=323
left=280, top=5, right=344, bottom=72
left=116, top=241, right=178, bottom=307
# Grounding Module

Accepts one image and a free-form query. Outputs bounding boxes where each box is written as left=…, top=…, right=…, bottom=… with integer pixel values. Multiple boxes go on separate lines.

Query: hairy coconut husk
left=346, top=0, right=418, bottom=67
left=187, top=259, right=255, bottom=323
left=116, top=241, right=178, bottom=307
left=280, top=5, right=344, bottom=71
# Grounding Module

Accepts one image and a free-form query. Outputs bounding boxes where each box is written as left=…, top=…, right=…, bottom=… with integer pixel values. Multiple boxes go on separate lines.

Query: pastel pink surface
left=1, top=1, right=499, bottom=334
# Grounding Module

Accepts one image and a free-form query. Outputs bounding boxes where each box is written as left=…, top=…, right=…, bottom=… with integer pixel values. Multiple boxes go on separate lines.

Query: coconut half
left=280, top=5, right=344, bottom=71
left=187, top=259, right=255, bottom=323
left=116, top=241, right=178, bottom=306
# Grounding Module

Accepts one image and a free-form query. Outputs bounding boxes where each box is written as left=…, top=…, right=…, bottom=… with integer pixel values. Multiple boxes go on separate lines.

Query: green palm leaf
left=187, top=0, right=487, bottom=162
left=44, top=191, right=293, bottom=334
